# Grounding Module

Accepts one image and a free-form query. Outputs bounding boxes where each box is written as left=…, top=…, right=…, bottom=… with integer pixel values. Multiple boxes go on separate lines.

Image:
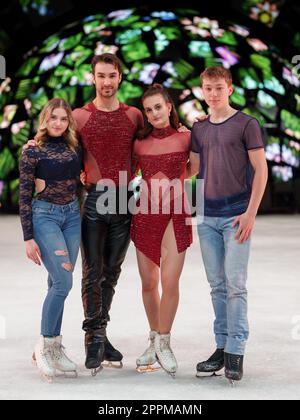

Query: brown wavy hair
left=137, top=84, right=179, bottom=140
left=34, top=98, right=78, bottom=151
left=91, top=53, right=123, bottom=75
left=200, top=66, right=232, bottom=86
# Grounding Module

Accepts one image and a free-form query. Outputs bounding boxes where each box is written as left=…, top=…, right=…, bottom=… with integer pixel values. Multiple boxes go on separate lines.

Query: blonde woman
left=19, top=98, right=82, bottom=381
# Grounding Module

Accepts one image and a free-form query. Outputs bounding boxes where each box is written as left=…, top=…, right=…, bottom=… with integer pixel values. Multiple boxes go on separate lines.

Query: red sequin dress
left=130, top=126, right=193, bottom=266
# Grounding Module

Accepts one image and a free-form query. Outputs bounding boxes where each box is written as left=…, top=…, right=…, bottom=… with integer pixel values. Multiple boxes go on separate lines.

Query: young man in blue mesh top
left=188, top=66, right=268, bottom=383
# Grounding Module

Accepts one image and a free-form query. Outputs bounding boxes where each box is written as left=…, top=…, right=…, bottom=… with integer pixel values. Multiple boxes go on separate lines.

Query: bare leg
left=136, top=249, right=160, bottom=331
left=160, top=220, right=186, bottom=334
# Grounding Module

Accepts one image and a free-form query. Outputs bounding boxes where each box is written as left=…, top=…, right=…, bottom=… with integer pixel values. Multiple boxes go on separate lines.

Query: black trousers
left=81, top=188, right=131, bottom=344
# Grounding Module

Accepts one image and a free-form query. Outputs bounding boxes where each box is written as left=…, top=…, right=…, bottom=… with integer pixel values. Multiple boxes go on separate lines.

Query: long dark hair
left=137, top=84, right=179, bottom=140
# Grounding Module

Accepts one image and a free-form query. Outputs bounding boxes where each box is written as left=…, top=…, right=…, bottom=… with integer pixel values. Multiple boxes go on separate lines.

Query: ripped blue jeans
left=32, top=199, right=81, bottom=337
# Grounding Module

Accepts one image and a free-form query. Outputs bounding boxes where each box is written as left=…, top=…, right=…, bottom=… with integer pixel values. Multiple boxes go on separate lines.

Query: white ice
left=0, top=215, right=299, bottom=400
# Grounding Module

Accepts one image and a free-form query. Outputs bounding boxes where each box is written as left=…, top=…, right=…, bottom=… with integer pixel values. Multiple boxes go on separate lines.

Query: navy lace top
left=19, top=136, right=82, bottom=240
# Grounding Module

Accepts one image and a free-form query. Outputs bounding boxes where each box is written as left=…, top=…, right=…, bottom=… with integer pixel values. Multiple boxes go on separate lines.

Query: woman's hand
left=80, top=170, right=87, bottom=185
left=25, top=239, right=41, bottom=265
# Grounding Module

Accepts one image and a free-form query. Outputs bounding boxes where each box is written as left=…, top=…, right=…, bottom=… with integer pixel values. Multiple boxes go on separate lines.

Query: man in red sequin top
left=73, top=54, right=143, bottom=371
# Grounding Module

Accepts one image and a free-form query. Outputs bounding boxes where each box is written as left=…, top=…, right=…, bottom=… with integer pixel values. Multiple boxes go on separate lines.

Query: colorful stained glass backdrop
left=0, top=7, right=299, bottom=210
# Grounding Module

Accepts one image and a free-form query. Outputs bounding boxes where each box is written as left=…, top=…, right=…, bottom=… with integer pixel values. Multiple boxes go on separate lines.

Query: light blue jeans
left=197, top=216, right=251, bottom=355
left=32, top=199, right=81, bottom=337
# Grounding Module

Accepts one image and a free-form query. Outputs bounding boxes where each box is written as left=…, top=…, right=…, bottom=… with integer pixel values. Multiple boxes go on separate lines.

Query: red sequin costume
left=73, top=101, right=143, bottom=185
left=131, top=126, right=193, bottom=266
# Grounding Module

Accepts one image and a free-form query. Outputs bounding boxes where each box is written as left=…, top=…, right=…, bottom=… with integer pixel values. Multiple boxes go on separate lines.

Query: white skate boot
left=154, top=333, right=178, bottom=378
left=52, top=336, right=77, bottom=377
left=136, top=330, right=160, bottom=373
left=33, top=336, right=55, bottom=382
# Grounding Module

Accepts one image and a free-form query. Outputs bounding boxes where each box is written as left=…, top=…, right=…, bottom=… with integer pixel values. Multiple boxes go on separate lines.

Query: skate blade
left=228, top=379, right=235, bottom=387
left=136, top=363, right=161, bottom=373
left=227, top=376, right=242, bottom=386
left=42, top=374, right=54, bottom=383
left=156, top=360, right=176, bottom=378
left=91, top=365, right=103, bottom=377
left=33, top=355, right=78, bottom=378
left=33, top=353, right=55, bottom=382
left=57, top=370, right=78, bottom=378
left=32, top=353, right=37, bottom=366
left=102, top=361, right=123, bottom=369
left=196, top=371, right=223, bottom=378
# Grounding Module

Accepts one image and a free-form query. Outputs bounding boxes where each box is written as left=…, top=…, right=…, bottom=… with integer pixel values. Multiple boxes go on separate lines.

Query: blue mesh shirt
left=191, top=111, right=264, bottom=217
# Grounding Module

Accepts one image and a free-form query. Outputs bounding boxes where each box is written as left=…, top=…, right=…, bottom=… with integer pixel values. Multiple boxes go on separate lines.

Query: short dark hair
left=200, top=66, right=232, bottom=86
left=91, top=53, right=123, bottom=75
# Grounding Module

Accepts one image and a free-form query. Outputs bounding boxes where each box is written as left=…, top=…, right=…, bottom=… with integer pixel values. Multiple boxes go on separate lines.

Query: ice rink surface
left=0, top=215, right=299, bottom=400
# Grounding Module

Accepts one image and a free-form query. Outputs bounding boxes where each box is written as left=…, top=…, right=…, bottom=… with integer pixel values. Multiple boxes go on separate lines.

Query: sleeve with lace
left=76, top=142, right=83, bottom=171
left=75, top=143, right=85, bottom=200
left=19, top=148, right=38, bottom=241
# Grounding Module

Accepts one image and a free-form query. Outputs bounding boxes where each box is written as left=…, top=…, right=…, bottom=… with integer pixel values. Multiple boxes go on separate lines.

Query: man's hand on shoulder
left=178, top=123, right=190, bottom=133
left=22, top=139, right=37, bottom=152
left=195, top=114, right=209, bottom=122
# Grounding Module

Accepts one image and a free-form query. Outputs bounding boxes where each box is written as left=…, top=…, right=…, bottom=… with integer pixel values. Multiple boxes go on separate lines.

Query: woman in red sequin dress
left=131, top=85, right=192, bottom=376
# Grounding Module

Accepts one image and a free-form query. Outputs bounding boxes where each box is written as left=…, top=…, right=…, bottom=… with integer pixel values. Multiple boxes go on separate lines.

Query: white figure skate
left=52, top=335, right=77, bottom=377
left=154, top=333, right=178, bottom=378
left=32, top=336, right=56, bottom=383
left=136, top=330, right=160, bottom=373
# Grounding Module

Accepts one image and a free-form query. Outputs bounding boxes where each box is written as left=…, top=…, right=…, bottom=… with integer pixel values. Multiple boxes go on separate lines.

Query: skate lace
left=41, top=346, right=54, bottom=366
left=149, top=336, right=155, bottom=349
left=229, top=355, right=241, bottom=369
left=159, top=338, right=175, bottom=362
left=160, top=337, right=169, bottom=352
left=52, top=343, right=67, bottom=361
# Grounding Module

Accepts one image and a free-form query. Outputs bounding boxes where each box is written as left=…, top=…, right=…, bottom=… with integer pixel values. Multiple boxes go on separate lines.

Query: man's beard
left=99, top=87, right=117, bottom=97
